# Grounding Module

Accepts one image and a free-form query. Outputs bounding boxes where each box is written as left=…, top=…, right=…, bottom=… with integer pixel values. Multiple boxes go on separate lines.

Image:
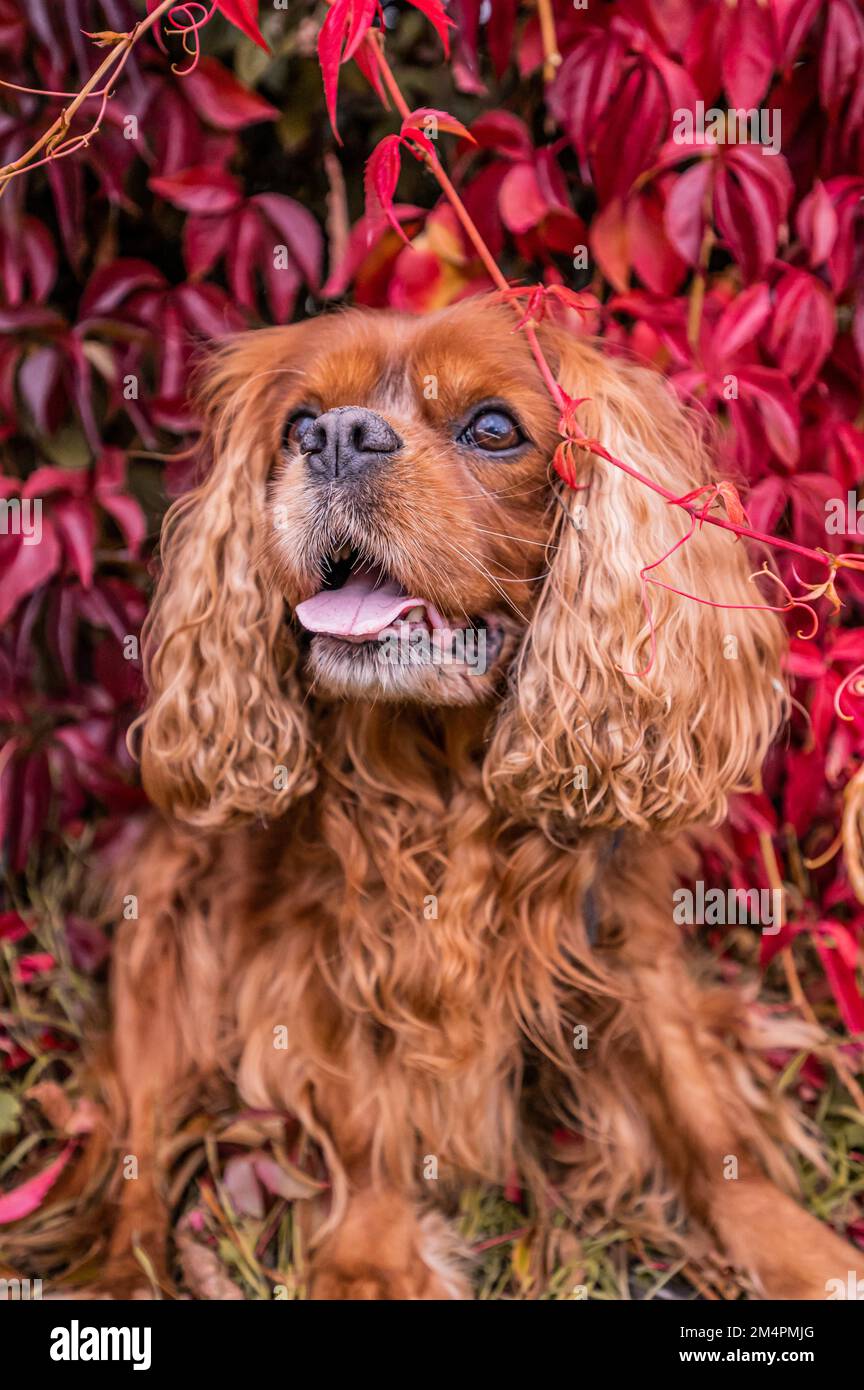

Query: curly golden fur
left=75, top=297, right=855, bottom=1298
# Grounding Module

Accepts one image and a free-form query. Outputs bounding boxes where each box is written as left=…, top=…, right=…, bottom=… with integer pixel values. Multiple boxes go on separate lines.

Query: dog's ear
left=485, top=333, right=787, bottom=831
left=135, top=326, right=316, bottom=827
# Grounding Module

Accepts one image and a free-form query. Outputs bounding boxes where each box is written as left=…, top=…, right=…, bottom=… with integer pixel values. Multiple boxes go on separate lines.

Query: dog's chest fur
left=186, top=732, right=609, bottom=1186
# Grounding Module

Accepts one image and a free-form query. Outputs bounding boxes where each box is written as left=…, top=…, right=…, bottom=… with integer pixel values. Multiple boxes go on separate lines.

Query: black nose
left=302, top=407, right=402, bottom=480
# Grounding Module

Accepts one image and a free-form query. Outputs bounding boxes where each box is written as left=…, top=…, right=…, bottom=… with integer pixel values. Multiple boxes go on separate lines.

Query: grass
left=1, top=837, right=862, bottom=1300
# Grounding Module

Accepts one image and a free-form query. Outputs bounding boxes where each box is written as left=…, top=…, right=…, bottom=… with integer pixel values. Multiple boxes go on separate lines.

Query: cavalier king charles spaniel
left=85, top=295, right=855, bottom=1299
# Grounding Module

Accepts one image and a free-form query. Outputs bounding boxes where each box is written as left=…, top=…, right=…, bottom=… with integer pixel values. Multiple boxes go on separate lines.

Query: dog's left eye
left=459, top=407, right=524, bottom=453
left=284, top=409, right=319, bottom=449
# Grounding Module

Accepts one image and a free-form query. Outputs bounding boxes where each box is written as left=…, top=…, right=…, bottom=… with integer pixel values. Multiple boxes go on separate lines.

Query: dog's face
left=140, top=295, right=786, bottom=830
left=263, top=300, right=560, bottom=705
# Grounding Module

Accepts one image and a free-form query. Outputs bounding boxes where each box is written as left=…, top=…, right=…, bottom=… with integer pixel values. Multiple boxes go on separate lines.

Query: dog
left=90, top=294, right=856, bottom=1298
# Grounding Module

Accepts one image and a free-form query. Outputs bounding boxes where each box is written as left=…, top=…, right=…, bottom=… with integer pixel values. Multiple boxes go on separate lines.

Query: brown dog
left=92, top=295, right=855, bottom=1298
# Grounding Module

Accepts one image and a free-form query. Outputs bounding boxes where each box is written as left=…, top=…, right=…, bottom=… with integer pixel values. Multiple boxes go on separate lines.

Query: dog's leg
left=93, top=911, right=200, bottom=1297
left=93, top=829, right=231, bottom=1297
left=308, top=1187, right=470, bottom=1300
left=608, top=930, right=859, bottom=1299
left=238, top=973, right=474, bottom=1301
left=282, top=1074, right=473, bottom=1300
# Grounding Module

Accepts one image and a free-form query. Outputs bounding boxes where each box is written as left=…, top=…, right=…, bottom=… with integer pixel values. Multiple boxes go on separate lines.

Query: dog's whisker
left=473, top=526, right=560, bottom=550
left=438, top=539, right=529, bottom=622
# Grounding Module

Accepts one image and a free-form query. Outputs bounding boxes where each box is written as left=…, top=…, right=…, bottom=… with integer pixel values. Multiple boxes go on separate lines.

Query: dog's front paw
left=310, top=1260, right=458, bottom=1300
left=309, top=1194, right=472, bottom=1301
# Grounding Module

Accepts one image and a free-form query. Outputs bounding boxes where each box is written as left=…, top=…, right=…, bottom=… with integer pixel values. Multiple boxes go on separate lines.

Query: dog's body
left=92, top=298, right=856, bottom=1298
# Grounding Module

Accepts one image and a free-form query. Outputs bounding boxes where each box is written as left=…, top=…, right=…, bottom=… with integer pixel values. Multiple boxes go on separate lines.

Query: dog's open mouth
left=294, top=545, right=504, bottom=670
left=296, top=545, right=448, bottom=643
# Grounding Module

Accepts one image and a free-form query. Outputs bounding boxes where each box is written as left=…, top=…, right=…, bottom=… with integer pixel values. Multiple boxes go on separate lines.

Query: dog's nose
left=302, top=407, right=402, bottom=480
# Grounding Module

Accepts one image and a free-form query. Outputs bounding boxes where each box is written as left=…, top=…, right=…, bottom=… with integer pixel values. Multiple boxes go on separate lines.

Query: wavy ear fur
left=485, top=333, right=787, bottom=831
left=136, top=328, right=316, bottom=828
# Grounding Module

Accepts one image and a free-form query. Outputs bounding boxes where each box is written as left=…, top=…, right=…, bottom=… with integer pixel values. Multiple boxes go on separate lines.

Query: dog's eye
left=284, top=409, right=318, bottom=449
left=459, top=407, right=523, bottom=453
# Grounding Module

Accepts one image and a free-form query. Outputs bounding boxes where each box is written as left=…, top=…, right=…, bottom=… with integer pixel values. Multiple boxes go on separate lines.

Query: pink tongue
left=296, top=564, right=436, bottom=639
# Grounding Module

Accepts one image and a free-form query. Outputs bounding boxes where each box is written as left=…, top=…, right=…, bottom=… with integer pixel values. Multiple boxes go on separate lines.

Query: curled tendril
left=748, top=565, right=820, bottom=639
left=164, top=2, right=215, bottom=74
left=786, top=557, right=843, bottom=615
left=617, top=524, right=822, bottom=682
left=834, top=663, right=864, bottom=722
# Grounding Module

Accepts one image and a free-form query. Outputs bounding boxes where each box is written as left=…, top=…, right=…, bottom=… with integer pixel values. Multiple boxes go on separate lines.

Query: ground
left=1, top=838, right=862, bottom=1300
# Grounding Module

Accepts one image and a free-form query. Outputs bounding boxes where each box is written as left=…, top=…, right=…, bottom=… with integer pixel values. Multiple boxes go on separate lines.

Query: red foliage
left=1, top=1, right=863, bottom=1071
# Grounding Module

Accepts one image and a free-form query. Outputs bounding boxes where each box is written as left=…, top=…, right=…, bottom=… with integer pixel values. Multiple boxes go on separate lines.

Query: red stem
left=364, top=33, right=852, bottom=582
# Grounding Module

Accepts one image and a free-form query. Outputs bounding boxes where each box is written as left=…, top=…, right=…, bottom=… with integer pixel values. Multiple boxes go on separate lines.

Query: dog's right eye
left=284, top=409, right=318, bottom=449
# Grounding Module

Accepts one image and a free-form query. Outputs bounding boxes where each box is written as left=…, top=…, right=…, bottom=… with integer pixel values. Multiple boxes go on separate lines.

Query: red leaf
left=716, top=481, right=748, bottom=526
left=594, top=62, right=669, bottom=203
left=767, top=269, right=835, bottom=391
left=14, top=952, right=55, bottom=984
left=816, top=929, right=864, bottom=1034
left=715, top=148, right=793, bottom=280
left=174, top=282, right=246, bottom=338
left=627, top=187, right=686, bottom=296
left=466, top=110, right=533, bottom=161
left=0, top=913, right=28, bottom=944
left=100, top=494, right=146, bottom=557
left=18, top=346, right=63, bottom=434
left=183, top=213, right=233, bottom=279
left=80, top=259, right=166, bottom=318
left=0, top=522, right=61, bottom=624
left=664, top=160, right=712, bottom=266
left=263, top=245, right=301, bottom=324
left=364, top=135, right=407, bottom=242
left=9, top=749, right=51, bottom=873
left=402, top=107, right=475, bottom=143
left=223, top=1154, right=265, bottom=1217
left=47, top=159, right=84, bottom=271
left=227, top=205, right=264, bottom=314
left=406, top=0, right=453, bottom=54
left=182, top=56, right=278, bottom=130
left=854, top=299, right=864, bottom=373
left=352, top=39, right=388, bottom=107
left=499, top=163, right=549, bottom=235
left=449, top=0, right=485, bottom=95
left=252, top=194, right=323, bottom=291
left=321, top=204, right=426, bottom=298
left=317, top=0, right=379, bottom=141
left=0, top=216, right=57, bottom=307
left=0, top=742, right=20, bottom=866
left=796, top=180, right=839, bottom=268
left=772, top=0, right=821, bottom=69
left=822, top=177, right=864, bottom=293
left=486, top=0, right=517, bottom=77
left=733, top=366, right=800, bottom=468
left=819, top=0, right=863, bottom=116
left=215, top=0, right=268, bottom=52
left=53, top=498, right=96, bottom=589
left=553, top=440, right=578, bottom=487
left=722, top=0, right=776, bottom=110
left=591, top=197, right=629, bottom=293
left=0, top=1143, right=76, bottom=1224
left=783, top=748, right=826, bottom=836
left=25, top=217, right=57, bottom=304
left=149, top=167, right=243, bottom=216
left=714, top=283, right=772, bottom=361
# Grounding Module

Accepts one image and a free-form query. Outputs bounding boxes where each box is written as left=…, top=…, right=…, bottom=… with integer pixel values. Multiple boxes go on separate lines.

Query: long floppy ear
left=135, top=327, right=316, bottom=828
left=485, top=334, right=787, bottom=831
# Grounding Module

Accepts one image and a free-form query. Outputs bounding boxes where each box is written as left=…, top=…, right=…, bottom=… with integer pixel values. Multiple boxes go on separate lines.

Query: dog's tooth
left=405, top=606, right=425, bottom=622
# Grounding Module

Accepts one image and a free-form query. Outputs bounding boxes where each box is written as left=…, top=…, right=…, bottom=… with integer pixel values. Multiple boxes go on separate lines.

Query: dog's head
left=260, top=301, right=560, bottom=706
left=139, top=296, right=785, bottom=830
